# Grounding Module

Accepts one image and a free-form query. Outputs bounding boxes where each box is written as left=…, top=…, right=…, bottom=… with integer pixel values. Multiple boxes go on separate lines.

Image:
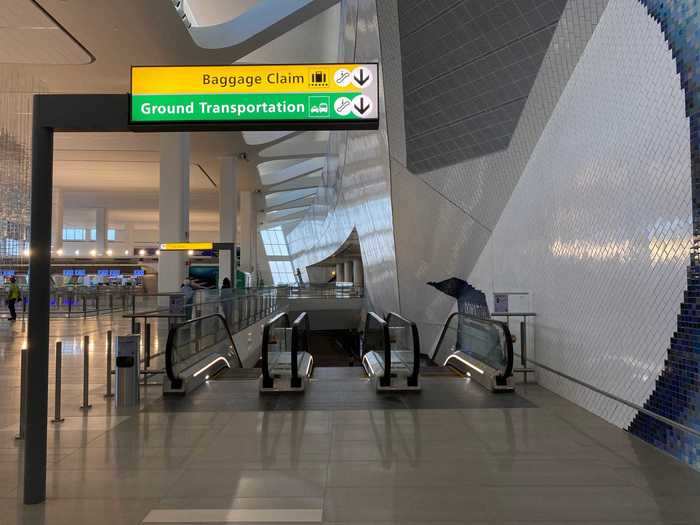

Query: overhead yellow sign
left=130, top=63, right=379, bottom=126
left=159, top=242, right=213, bottom=251
left=132, top=64, right=370, bottom=94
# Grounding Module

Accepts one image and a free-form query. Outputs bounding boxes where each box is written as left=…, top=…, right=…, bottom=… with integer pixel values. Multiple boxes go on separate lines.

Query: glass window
left=89, top=228, right=116, bottom=241
left=63, top=228, right=86, bottom=241
left=260, top=226, right=289, bottom=256
left=268, top=260, right=296, bottom=285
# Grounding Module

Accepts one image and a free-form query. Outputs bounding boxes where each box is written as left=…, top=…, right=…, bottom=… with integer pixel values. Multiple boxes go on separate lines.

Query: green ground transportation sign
left=130, top=64, right=379, bottom=130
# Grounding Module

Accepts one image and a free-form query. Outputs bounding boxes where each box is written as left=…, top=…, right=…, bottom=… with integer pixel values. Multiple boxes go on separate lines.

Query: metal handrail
left=515, top=351, right=700, bottom=440
left=125, top=288, right=278, bottom=318
left=261, top=312, right=290, bottom=389
left=432, top=312, right=514, bottom=380
left=164, top=312, right=242, bottom=390
left=385, top=312, right=421, bottom=388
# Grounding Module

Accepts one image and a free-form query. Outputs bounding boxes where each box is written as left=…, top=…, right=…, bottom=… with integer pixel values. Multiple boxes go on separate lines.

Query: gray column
left=95, top=208, right=107, bottom=255
left=344, top=260, right=353, bottom=284
left=335, top=262, right=344, bottom=282
left=124, top=224, right=134, bottom=256
left=158, top=132, right=190, bottom=294
left=51, top=188, right=63, bottom=253
left=353, top=257, right=364, bottom=287
left=239, top=191, right=256, bottom=275
left=218, top=157, right=238, bottom=287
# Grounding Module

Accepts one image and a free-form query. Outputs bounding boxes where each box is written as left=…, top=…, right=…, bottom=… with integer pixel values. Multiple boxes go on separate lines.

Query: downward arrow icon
left=354, top=68, right=369, bottom=87
left=354, top=97, right=369, bottom=115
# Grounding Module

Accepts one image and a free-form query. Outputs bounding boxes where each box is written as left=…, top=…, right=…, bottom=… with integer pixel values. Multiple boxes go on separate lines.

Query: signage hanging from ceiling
left=130, top=64, right=379, bottom=131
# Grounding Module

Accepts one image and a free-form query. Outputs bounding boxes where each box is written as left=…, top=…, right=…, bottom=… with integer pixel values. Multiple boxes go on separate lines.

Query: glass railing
left=386, top=312, right=420, bottom=387
left=286, top=283, right=364, bottom=298
left=164, top=312, right=242, bottom=390
left=260, top=312, right=292, bottom=389
left=290, top=312, right=310, bottom=388
left=361, top=312, right=391, bottom=387
left=433, top=313, right=513, bottom=379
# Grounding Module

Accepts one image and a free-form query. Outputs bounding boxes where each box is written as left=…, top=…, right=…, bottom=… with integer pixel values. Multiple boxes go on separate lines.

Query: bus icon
left=308, top=96, right=330, bottom=117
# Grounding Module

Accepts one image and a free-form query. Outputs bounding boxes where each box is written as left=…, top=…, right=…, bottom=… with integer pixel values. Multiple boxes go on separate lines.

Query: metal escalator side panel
left=385, top=312, right=421, bottom=388
left=163, top=312, right=240, bottom=395
left=261, top=312, right=289, bottom=390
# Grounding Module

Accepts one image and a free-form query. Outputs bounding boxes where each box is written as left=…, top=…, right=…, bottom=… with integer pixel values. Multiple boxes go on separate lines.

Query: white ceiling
left=10, top=0, right=341, bottom=238
left=0, top=0, right=92, bottom=65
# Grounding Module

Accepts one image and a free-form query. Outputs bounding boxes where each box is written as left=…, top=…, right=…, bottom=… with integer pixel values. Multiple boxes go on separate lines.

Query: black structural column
left=24, top=98, right=54, bottom=504
left=22, top=94, right=131, bottom=504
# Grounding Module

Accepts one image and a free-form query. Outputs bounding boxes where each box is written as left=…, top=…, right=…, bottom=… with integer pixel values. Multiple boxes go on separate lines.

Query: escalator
left=162, top=307, right=514, bottom=398
left=430, top=312, right=514, bottom=392
left=259, top=311, right=314, bottom=392
left=361, top=312, right=420, bottom=391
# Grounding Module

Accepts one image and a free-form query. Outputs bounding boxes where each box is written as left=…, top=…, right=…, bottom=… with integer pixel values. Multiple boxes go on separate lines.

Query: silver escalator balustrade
left=163, top=313, right=242, bottom=395
left=260, top=311, right=314, bottom=392
left=362, top=312, right=421, bottom=391
left=433, top=313, right=514, bottom=392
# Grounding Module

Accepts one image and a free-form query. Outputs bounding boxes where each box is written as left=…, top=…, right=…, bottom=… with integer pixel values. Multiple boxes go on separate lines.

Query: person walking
left=7, top=276, right=20, bottom=321
left=220, top=277, right=233, bottom=325
left=181, top=279, right=195, bottom=319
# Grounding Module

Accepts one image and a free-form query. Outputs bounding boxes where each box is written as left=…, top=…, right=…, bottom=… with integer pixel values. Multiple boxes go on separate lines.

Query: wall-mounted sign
left=1, top=270, right=15, bottom=276
left=130, top=64, right=379, bottom=131
left=109, top=269, right=121, bottom=277
left=133, top=269, right=145, bottom=276
left=97, top=269, right=109, bottom=277
left=494, top=293, right=509, bottom=313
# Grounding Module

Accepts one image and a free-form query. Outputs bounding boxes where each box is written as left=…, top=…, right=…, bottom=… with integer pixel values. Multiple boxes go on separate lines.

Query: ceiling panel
left=0, top=0, right=92, bottom=64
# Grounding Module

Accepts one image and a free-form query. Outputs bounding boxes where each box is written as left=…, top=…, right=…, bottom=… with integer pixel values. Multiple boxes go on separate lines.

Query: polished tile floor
left=2, top=315, right=700, bottom=524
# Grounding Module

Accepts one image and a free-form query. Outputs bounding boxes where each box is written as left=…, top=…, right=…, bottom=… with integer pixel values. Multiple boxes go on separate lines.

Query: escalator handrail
left=165, top=312, right=243, bottom=389
left=432, top=312, right=514, bottom=379
left=290, top=312, right=309, bottom=388
left=363, top=312, right=391, bottom=387
left=385, top=312, right=420, bottom=387
left=261, top=311, right=290, bottom=388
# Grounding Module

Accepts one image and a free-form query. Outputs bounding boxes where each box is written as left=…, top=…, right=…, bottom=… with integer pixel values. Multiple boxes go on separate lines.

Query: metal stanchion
left=80, top=335, right=92, bottom=410
left=15, top=348, right=28, bottom=439
left=131, top=295, right=137, bottom=333
left=67, top=291, right=73, bottom=318
left=104, top=330, right=113, bottom=398
left=144, top=323, right=151, bottom=369
left=51, top=342, right=64, bottom=423
left=82, top=296, right=87, bottom=318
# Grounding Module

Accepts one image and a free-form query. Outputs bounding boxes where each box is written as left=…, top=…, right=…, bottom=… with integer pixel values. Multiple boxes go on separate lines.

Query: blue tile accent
left=628, top=0, right=700, bottom=466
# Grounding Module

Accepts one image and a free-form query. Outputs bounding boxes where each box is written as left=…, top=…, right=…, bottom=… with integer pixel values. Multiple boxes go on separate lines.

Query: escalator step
left=213, top=368, right=261, bottom=381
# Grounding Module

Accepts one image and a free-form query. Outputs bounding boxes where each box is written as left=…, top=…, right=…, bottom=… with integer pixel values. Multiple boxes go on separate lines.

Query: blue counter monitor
left=1, top=270, right=15, bottom=276
left=97, top=269, right=109, bottom=277
left=133, top=269, right=145, bottom=276
left=74, top=269, right=86, bottom=276
left=63, top=269, right=74, bottom=277
left=109, top=269, right=121, bottom=277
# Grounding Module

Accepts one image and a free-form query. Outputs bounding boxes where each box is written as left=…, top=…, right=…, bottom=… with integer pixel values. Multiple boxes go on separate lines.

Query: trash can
left=115, top=335, right=140, bottom=407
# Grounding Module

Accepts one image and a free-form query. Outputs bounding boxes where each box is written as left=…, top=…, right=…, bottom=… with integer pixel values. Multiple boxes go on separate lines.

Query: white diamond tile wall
left=287, top=0, right=400, bottom=315
left=469, top=0, right=691, bottom=428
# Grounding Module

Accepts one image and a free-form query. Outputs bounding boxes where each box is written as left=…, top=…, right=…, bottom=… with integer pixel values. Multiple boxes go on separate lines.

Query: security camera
left=238, top=152, right=248, bottom=161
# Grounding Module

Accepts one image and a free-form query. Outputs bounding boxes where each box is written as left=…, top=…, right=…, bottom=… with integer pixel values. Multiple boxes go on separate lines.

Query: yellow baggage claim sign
left=130, top=63, right=378, bottom=130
